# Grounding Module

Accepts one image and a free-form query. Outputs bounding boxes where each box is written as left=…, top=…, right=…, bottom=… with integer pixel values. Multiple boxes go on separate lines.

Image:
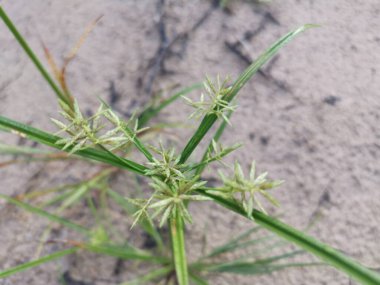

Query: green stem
left=0, top=7, right=72, bottom=108
left=170, top=212, right=189, bottom=285
left=137, top=83, right=202, bottom=128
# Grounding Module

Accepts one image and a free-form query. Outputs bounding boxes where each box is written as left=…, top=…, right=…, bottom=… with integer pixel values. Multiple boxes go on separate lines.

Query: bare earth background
left=1, top=0, right=380, bottom=284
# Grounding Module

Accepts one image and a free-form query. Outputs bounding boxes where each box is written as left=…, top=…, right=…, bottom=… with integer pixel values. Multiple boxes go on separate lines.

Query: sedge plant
left=0, top=5, right=380, bottom=285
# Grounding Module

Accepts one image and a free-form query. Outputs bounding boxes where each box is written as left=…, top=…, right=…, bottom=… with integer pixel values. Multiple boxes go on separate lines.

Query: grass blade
left=205, top=235, right=271, bottom=260
left=121, top=266, right=172, bottom=285
left=80, top=243, right=167, bottom=264
left=179, top=25, right=318, bottom=164
left=0, top=115, right=147, bottom=175
left=252, top=210, right=380, bottom=285
left=138, top=83, right=202, bottom=128
left=0, top=143, right=51, bottom=156
left=0, top=194, right=89, bottom=235
left=0, top=7, right=72, bottom=107
left=0, top=248, right=76, bottom=278
left=207, top=261, right=321, bottom=275
left=170, top=214, right=189, bottom=285
left=189, top=273, right=209, bottom=285
left=196, top=189, right=380, bottom=285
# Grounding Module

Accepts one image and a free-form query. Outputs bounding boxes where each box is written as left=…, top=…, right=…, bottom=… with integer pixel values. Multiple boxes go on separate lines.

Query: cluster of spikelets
left=217, top=161, right=283, bottom=216
left=183, top=75, right=237, bottom=125
left=51, top=100, right=147, bottom=154
left=51, top=76, right=282, bottom=227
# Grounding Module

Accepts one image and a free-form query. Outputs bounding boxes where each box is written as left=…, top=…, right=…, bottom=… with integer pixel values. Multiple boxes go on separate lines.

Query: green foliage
left=0, top=248, right=77, bottom=278
left=1, top=5, right=379, bottom=285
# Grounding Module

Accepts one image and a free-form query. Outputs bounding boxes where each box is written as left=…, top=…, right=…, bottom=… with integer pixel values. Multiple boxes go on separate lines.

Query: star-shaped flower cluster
left=51, top=100, right=146, bottom=154
left=217, top=161, right=283, bottom=217
left=131, top=176, right=209, bottom=228
left=183, top=75, right=236, bottom=124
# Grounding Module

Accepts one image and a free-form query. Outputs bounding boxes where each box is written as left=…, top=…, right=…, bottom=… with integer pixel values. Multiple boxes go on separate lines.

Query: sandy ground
left=1, top=0, right=380, bottom=284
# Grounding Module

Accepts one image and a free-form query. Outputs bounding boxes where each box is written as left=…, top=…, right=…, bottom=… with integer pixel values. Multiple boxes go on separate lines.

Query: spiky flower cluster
left=128, top=143, right=214, bottom=227
left=145, top=143, right=188, bottom=183
left=52, top=100, right=146, bottom=153
left=131, top=176, right=209, bottom=228
left=217, top=161, right=283, bottom=217
left=183, top=75, right=236, bottom=124
left=203, top=139, right=242, bottom=167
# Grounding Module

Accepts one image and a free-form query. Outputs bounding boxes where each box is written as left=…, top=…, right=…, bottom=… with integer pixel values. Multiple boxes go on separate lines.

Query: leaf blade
left=0, top=7, right=72, bottom=107
left=0, top=248, right=76, bottom=279
left=179, top=25, right=318, bottom=164
left=0, top=115, right=147, bottom=174
left=0, top=194, right=89, bottom=235
left=196, top=189, right=380, bottom=285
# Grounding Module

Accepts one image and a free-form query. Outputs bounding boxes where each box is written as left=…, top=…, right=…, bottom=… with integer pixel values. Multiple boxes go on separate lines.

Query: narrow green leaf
left=0, top=194, right=89, bottom=235
left=179, top=25, right=318, bottom=164
left=41, top=188, right=75, bottom=208
left=0, top=142, right=51, bottom=156
left=206, top=235, right=271, bottom=259
left=189, top=273, right=209, bottom=285
left=82, top=243, right=167, bottom=264
left=252, top=210, right=380, bottom=285
left=121, top=266, right=172, bottom=285
left=170, top=213, right=189, bottom=285
left=59, top=184, right=89, bottom=210
left=0, top=7, right=72, bottom=107
left=196, top=189, right=380, bottom=285
left=0, top=115, right=147, bottom=175
left=138, top=83, right=203, bottom=128
left=207, top=261, right=321, bottom=275
left=0, top=248, right=76, bottom=278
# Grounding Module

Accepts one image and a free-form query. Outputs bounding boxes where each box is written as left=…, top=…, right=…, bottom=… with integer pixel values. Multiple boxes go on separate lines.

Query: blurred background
left=1, top=0, right=380, bottom=284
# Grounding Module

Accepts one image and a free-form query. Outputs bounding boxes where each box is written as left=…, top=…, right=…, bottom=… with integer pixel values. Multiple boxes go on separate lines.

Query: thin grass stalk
left=0, top=7, right=72, bottom=108
left=137, top=83, right=202, bottom=128
left=0, top=248, right=77, bottom=278
left=170, top=212, right=189, bottom=285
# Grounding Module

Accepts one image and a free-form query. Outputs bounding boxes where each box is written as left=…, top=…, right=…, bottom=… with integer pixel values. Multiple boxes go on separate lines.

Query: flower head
left=219, top=161, right=283, bottom=216
left=183, top=75, right=236, bottom=124
left=52, top=100, right=146, bottom=153
left=144, top=142, right=187, bottom=183
left=131, top=176, right=209, bottom=227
